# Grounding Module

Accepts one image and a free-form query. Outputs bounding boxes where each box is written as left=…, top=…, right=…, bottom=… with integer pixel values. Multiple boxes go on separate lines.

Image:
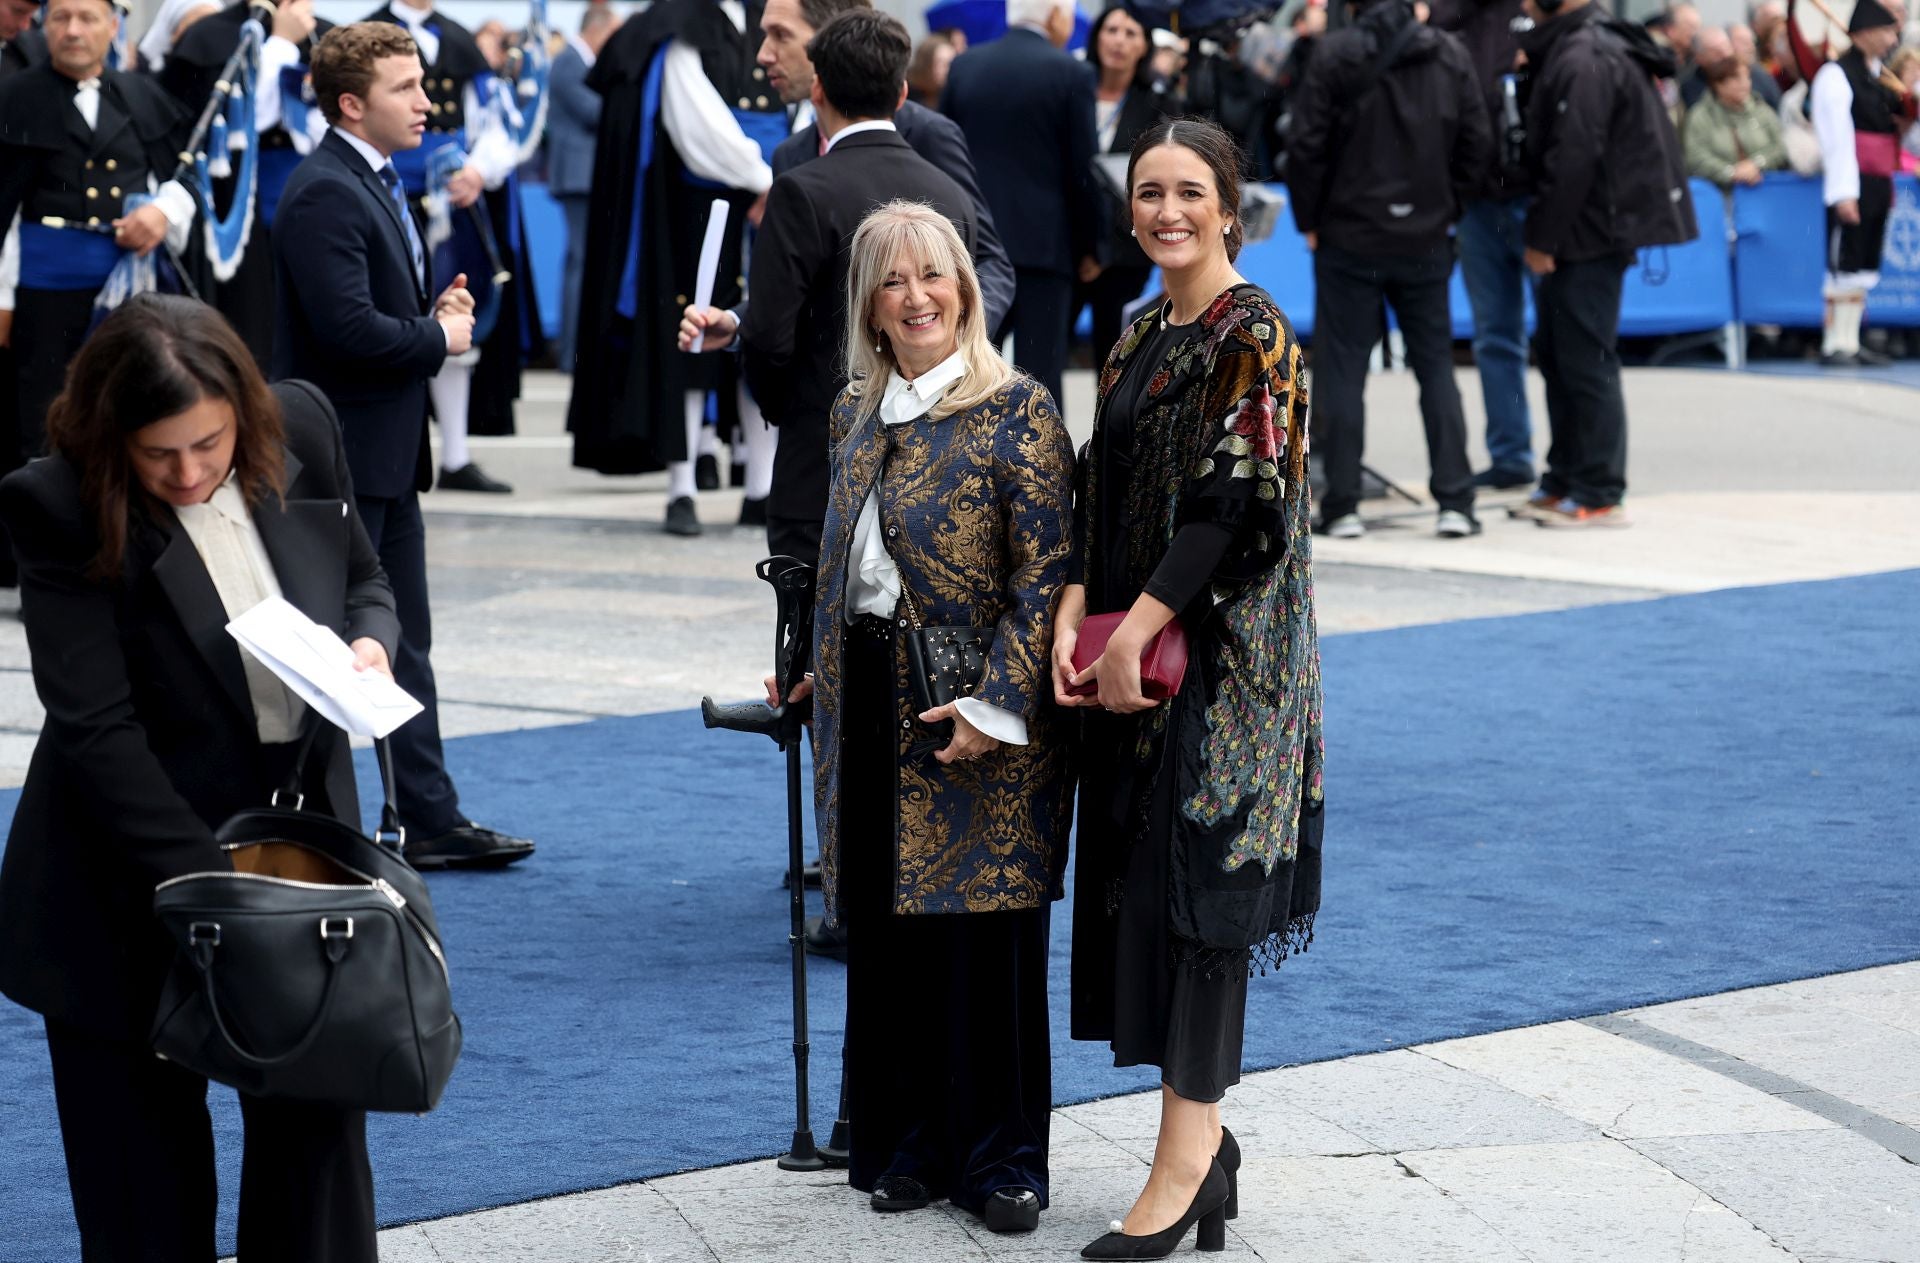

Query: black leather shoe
left=871, top=1175, right=931, bottom=1213
left=404, top=822, right=535, bottom=871
left=782, top=860, right=822, bottom=890
left=738, top=496, right=769, bottom=527
left=984, top=1188, right=1041, bottom=1233
left=664, top=496, right=702, bottom=537
left=730, top=461, right=747, bottom=488
left=1472, top=465, right=1534, bottom=490
left=803, top=915, right=847, bottom=961
left=438, top=462, right=514, bottom=493
left=695, top=453, right=721, bottom=491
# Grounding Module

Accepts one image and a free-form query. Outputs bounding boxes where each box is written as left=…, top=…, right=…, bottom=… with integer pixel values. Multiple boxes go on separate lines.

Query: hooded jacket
left=1284, top=0, right=1492, bottom=255
left=1519, top=1, right=1698, bottom=262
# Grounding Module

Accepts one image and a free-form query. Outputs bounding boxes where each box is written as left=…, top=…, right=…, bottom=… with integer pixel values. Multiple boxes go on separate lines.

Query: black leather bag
left=899, top=585, right=988, bottom=716
left=149, top=735, right=461, bottom=1113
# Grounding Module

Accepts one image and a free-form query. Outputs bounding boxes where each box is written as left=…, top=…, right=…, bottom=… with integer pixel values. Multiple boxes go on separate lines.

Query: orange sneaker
left=1533, top=498, right=1629, bottom=528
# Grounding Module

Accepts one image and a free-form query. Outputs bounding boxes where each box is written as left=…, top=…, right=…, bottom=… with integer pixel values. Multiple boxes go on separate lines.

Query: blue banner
left=1732, top=172, right=1920, bottom=328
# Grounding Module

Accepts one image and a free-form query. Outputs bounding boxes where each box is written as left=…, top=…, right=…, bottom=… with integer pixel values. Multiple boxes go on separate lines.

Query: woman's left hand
left=349, top=638, right=394, bottom=680
left=1071, top=637, right=1158, bottom=714
left=918, top=704, right=1001, bottom=765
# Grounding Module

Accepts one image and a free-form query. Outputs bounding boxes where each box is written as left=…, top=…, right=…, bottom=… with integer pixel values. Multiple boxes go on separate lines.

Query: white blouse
left=845, top=353, right=1028, bottom=747
left=172, top=473, right=305, bottom=744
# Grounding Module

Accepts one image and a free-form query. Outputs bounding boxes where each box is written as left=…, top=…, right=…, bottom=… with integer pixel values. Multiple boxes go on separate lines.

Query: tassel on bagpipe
left=174, top=3, right=275, bottom=282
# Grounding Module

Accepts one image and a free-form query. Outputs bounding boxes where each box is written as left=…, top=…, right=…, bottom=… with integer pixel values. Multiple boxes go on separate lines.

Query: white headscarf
left=137, top=0, right=220, bottom=73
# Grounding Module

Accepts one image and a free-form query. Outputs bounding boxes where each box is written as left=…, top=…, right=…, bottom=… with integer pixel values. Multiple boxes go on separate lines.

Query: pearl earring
left=1223, top=223, right=1231, bottom=235
left=1130, top=228, right=1137, bottom=238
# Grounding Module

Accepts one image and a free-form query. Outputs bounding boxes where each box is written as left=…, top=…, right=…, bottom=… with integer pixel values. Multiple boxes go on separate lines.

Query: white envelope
left=226, top=596, right=424, bottom=739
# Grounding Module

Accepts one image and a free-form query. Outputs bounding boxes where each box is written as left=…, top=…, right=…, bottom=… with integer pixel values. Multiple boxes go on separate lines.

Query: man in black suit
left=683, top=8, right=977, bottom=570
left=274, top=20, right=533, bottom=869
left=0, top=0, right=43, bottom=76
left=941, top=0, right=1100, bottom=414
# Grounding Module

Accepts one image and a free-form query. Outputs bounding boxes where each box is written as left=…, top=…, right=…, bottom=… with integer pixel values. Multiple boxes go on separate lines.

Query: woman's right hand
left=764, top=673, right=813, bottom=709
left=1052, top=586, right=1094, bottom=707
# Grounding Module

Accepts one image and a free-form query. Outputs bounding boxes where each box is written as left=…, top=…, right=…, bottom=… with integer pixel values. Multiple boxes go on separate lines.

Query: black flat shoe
left=437, top=462, right=514, bottom=493
left=803, top=915, right=847, bottom=961
left=984, top=1188, right=1040, bottom=1233
left=695, top=453, right=721, bottom=491
left=871, top=1175, right=932, bottom=1213
left=1081, top=1160, right=1228, bottom=1259
left=738, top=495, right=769, bottom=527
left=664, top=496, right=702, bottom=537
left=404, top=821, right=535, bottom=871
left=1472, top=465, right=1534, bottom=490
left=1217, top=1126, right=1241, bottom=1221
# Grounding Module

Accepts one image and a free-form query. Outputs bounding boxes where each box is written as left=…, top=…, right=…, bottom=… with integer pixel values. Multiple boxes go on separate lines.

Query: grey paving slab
left=655, top=1181, right=987, bottom=1263
left=1226, top=1152, right=1532, bottom=1262
left=1772, top=961, right=1920, bottom=1040
left=1260, top=1048, right=1603, bottom=1153
left=1061, top=1087, right=1375, bottom=1163
left=1416, top=1020, right=1835, bottom=1140
left=1403, top=1141, right=1797, bottom=1263
left=1631, top=1129, right=1920, bottom=1263
left=406, top=1183, right=717, bottom=1262
left=1629, top=989, right=1920, bottom=1129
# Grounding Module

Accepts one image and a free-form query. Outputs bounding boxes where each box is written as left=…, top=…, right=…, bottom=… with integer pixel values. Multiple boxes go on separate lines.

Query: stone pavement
left=1, top=360, right=1907, bottom=1260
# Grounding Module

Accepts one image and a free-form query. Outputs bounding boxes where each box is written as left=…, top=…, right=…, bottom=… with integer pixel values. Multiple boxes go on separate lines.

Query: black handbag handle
left=190, top=921, right=351, bottom=1068
left=274, top=715, right=405, bottom=852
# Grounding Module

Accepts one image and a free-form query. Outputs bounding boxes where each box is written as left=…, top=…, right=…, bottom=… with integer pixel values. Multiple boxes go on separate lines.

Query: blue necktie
left=378, top=162, right=426, bottom=290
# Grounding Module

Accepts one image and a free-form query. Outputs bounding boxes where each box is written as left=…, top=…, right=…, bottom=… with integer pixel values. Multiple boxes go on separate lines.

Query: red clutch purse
left=1066, top=613, right=1190, bottom=700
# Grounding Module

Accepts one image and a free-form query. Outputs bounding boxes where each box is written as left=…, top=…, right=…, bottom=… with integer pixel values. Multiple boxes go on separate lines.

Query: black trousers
left=1076, top=263, right=1153, bottom=370
left=1007, top=267, right=1073, bottom=418
left=14, top=286, right=98, bottom=461
left=44, top=1018, right=376, bottom=1263
left=354, top=491, right=462, bottom=836
left=840, top=624, right=1052, bottom=1212
left=766, top=511, right=822, bottom=572
left=1828, top=174, right=1893, bottom=275
left=1533, top=254, right=1630, bottom=509
left=1311, top=244, right=1474, bottom=523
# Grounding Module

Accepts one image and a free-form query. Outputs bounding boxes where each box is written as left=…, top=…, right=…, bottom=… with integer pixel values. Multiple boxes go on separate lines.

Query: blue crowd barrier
left=521, top=182, right=567, bottom=343
left=1732, top=172, right=1920, bottom=327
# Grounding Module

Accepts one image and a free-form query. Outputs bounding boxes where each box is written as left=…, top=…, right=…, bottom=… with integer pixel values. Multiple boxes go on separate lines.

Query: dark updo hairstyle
left=45, top=293, right=286, bottom=579
left=1126, top=116, right=1248, bottom=262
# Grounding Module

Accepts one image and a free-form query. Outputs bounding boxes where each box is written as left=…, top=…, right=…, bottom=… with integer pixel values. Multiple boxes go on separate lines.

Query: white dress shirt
left=846, top=352, right=1028, bottom=747
left=70, top=75, right=196, bottom=251
left=822, top=118, right=897, bottom=153
left=1811, top=59, right=1865, bottom=207
left=659, top=0, right=774, bottom=194
left=172, top=473, right=306, bottom=743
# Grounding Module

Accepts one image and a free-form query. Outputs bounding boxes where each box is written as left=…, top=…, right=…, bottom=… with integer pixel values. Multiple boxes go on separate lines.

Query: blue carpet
left=3, top=570, right=1917, bottom=1259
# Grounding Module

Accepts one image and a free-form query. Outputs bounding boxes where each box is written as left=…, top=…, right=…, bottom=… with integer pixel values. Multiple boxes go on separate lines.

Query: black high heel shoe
left=1217, top=1125, right=1241, bottom=1221
left=1080, top=1159, right=1229, bottom=1259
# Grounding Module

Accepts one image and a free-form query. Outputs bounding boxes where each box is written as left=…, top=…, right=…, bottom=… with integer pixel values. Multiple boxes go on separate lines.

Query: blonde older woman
left=776, top=201, right=1075, bottom=1233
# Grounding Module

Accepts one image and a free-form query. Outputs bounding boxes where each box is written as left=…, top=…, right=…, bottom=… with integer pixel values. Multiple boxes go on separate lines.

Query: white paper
left=690, top=198, right=731, bottom=352
left=227, top=597, right=424, bottom=739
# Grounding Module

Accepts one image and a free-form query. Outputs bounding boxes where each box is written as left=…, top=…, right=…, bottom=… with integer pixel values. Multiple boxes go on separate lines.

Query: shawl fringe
left=1169, top=911, right=1317, bottom=981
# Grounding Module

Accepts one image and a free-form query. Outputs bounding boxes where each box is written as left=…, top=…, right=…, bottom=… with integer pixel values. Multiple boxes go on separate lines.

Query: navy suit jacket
left=272, top=129, right=445, bottom=499
left=771, top=102, right=1015, bottom=335
left=546, top=43, right=600, bottom=197
left=941, top=28, right=1102, bottom=275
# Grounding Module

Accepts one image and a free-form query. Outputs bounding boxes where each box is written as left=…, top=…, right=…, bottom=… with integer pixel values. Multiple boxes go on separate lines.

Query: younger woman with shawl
left=1057, top=118, right=1324, bottom=1260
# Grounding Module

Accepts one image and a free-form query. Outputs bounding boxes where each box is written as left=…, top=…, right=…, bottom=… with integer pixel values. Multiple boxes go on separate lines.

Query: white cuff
left=955, top=697, right=1029, bottom=747
left=154, top=180, right=197, bottom=252
left=0, top=214, right=18, bottom=310
left=256, top=35, right=302, bottom=132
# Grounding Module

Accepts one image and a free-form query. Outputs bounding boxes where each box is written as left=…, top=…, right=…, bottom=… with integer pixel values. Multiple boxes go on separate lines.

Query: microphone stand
left=700, top=556, right=828, bottom=1172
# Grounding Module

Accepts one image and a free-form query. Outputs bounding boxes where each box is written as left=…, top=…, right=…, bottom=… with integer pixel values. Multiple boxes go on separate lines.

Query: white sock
left=1822, top=299, right=1839, bottom=357
left=429, top=359, right=472, bottom=471
left=739, top=387, right=777, bottom=500
left=666, top=390, right=705, bottom=501
left=698, top=420, right=723, bottom=459
left=1837, top=296, right=1866, bottom=356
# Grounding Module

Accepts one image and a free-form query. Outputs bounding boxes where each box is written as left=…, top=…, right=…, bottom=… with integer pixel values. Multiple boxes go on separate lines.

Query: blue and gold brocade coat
left=811, top=372, right=1077, bottom=925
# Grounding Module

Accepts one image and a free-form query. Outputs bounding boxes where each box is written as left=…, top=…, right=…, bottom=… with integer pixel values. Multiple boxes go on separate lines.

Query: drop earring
left=1130, top=227, right=1137, bottom=238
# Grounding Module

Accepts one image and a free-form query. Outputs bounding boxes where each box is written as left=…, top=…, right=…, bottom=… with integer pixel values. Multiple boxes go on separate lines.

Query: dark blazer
left=546, top=42, right=600, bottom=197
left=940, top=28, right=1101, bottom=275
left=742, top=129, right=976, bottom=526
left=272, top=129, right=445, bottom=499
left=772, top=101, right=1016, bottom=335
left=0, top=381, right=400, bottom=1043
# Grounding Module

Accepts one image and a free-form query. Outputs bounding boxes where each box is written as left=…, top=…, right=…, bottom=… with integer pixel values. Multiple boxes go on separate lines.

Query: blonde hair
left=842, top=200, right=1012, bottom=423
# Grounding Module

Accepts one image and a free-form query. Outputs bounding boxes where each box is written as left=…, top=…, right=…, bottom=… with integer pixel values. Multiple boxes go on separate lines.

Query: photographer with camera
left=1513, top=0, right=1695, bottom=528
left=1432, top=0, right=1535, bottom=490
left=1286, top=0, right=1491, bottom=540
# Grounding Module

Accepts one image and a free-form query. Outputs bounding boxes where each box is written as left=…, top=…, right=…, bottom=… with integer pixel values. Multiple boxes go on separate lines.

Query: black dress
left=1069, top=309, right=1248, bottom=1103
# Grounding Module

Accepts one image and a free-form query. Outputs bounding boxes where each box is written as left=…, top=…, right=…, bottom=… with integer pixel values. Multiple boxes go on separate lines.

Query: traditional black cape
left=566, top=0, right=770, bottom=474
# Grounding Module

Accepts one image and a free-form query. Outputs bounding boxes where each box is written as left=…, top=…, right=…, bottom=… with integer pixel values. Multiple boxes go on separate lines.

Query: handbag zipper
left=156, top=870, right=451, bottom=983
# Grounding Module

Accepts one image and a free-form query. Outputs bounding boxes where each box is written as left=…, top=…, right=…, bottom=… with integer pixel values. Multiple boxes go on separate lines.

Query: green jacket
left=1684, top=94, right=1789, bottom=189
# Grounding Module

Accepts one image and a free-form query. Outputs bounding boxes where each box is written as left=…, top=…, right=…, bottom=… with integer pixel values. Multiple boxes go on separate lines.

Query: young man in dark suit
left=941, top=0, right=1101, bottom=415
left=273, top=20, right=533, bottom=869
left=683, top=8, right=977, bottom=571
left=0, top=0, right=44, bottom=76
